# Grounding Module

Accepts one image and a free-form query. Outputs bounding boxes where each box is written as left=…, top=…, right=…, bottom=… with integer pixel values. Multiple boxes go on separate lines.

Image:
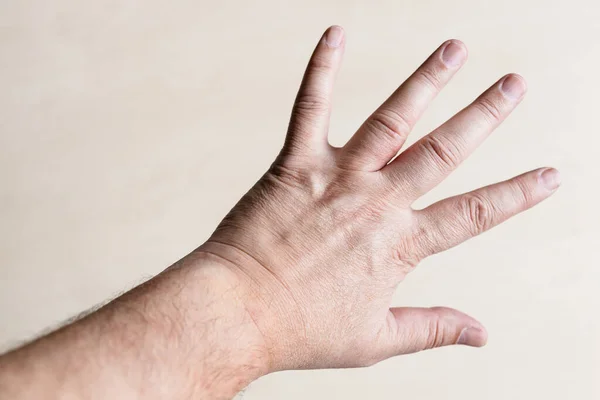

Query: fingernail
left=500, top=74, right=527, bottom=100
left=457, top=327, right=486, bottom=346
left=324, top=26, right=344, bottom=48
left=441, top=40, right=467, bottom=68
left=539, top=168, right=561, bottom=190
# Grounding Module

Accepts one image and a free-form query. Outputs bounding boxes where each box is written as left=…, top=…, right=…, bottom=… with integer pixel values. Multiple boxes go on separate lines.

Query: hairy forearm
left=0, top=252, right=268, bottom=400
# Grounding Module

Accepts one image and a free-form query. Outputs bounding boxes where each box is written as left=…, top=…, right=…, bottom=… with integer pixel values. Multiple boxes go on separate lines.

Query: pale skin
left=0, top=26, right=560, bottom=399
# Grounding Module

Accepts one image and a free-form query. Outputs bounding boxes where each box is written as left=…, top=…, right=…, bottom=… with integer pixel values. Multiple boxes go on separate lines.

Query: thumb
left=382, top=306, right=487, bottom=357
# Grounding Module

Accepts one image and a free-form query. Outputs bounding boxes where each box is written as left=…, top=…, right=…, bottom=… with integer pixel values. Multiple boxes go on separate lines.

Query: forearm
left=0, top=252, right=268, bottom=400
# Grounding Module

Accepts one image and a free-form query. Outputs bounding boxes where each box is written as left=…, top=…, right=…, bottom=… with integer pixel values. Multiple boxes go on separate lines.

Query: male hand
left=199, top=25, right=560, bottom=372
left=0, top=26, right=560, bottom=400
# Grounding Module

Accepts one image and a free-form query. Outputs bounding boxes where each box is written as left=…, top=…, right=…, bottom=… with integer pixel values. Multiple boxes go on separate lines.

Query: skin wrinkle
left=204, top=239, right=303, bottom=318
left=198, top=241, right=308, bottom=368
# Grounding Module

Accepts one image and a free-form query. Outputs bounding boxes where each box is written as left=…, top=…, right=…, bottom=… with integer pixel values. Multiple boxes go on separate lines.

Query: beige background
left=0, top=0, right=598, bottom=398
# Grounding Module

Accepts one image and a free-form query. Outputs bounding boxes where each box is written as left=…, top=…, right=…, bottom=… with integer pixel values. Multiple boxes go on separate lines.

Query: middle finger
left=384, top=73, right=527, bottom=201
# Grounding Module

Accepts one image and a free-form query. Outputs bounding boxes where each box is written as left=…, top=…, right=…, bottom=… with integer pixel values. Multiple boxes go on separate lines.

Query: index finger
left=284, top=26, right=345, bottom=156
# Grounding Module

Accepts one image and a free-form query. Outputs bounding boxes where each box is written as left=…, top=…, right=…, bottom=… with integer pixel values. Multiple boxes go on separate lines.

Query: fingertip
left=322, top=25, right=345, bottom=48
left=440, top=39, right=468, bottom=68
left=431, top=306, right=487, bottom=347
left=456, top=325, right=488, bottom=347
left=509, top=72, right=527, bottom=86
left=537, top=167, right=561, bottom=191
left=500, top=73, right=528, bottom=100
left=446, top=39, right=468, bottom=53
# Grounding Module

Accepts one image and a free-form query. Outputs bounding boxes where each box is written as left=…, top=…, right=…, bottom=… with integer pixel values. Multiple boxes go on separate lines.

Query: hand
left=199, top=25, right=560, bottom=372
left=0, top=25, right=561, bottom=400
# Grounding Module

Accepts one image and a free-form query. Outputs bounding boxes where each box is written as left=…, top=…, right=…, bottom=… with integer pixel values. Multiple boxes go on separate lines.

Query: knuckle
left=307, top=53, right=333, bottom=73
left=473, top=97, right=503, bottom=123
left=267, top=162, right=323, bottom=194
left=511, top=178, right=535, bottom=206
left=425, top=314, right=446, bottom=349
left=409, top=223, right=436, bottom=260
left=393, top=228, right=426, bottom=273
left=414, top=67, right=442, bottom=90
left=366, top=109, right=412, bottom=143
left=421, top=135, right=461, bottom=169
left=391, top=242, right=420, bottom=274
left=293, top=93, right=329, bottom=116
left=461, top=193, right=494, bottom=234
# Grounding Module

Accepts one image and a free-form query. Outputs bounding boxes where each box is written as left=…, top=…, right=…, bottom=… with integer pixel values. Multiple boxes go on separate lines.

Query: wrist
left=160, top=251, right=271, bottom=397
